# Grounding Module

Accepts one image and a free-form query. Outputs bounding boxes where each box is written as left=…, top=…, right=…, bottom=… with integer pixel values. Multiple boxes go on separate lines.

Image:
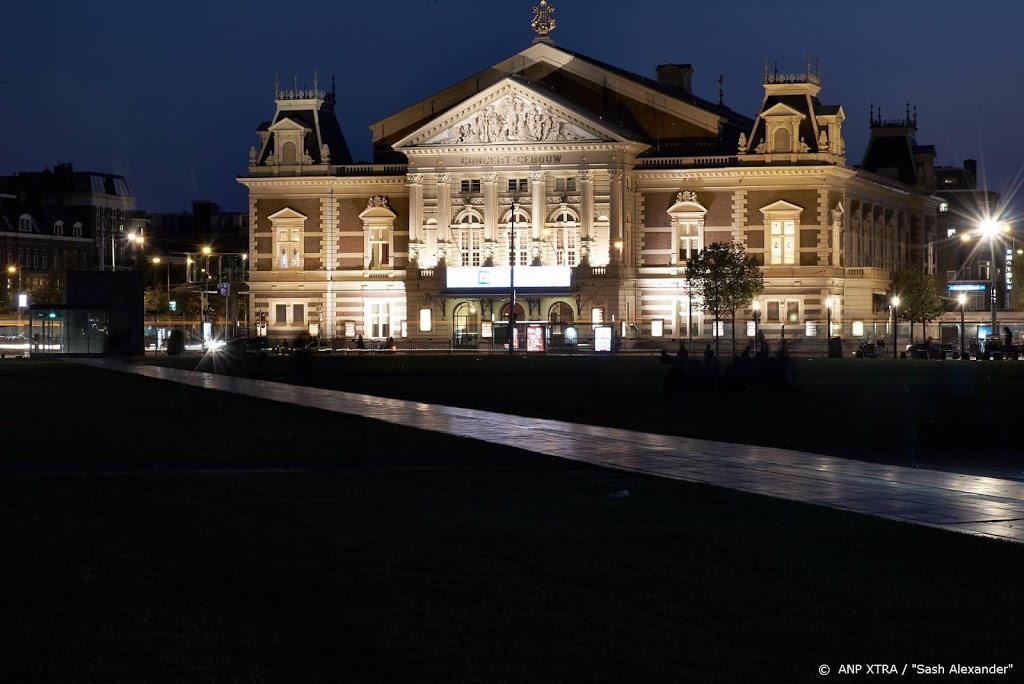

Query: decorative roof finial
left=274, top=71, right=280, bottom=98
left=313, top=69, right=319, bottom=93
left=718, top=74, right=724, bottom=105
left=531, top=0, right=556, bottom=43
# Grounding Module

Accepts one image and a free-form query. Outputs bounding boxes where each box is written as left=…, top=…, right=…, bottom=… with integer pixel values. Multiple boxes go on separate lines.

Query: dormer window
left=18, top=214, right=33, bottom=232
left=54, top=220, right=64, bottom=235
left=773, top=128, right=791, bottom=154
left=72, top=221, right=83, bottom=237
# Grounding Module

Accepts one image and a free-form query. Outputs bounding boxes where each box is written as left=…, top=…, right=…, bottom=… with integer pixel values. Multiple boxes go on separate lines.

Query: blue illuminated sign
left=947, top=283, right=986, bottom=291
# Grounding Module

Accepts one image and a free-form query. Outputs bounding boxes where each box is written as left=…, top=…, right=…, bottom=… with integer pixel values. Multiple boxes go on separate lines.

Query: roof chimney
left=655, top=63, right=693, bottom=94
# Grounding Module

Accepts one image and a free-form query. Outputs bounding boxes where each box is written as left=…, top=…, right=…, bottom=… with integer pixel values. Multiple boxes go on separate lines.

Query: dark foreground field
left=1, top=361, right=1021, bottom=682
left=146, top=352, right=1024, bottom=478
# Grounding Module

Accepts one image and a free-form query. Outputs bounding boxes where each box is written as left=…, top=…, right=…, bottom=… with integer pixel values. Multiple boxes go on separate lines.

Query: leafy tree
left=688, top=241, right=764, bottom=355
left=1011, top=256, right=1024, bottom=310
left=889, top=268, right=945, bottom=342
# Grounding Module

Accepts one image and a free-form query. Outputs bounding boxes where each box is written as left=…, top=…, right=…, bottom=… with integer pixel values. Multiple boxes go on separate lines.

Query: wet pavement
left=79, top=358, right=1024, bottom=544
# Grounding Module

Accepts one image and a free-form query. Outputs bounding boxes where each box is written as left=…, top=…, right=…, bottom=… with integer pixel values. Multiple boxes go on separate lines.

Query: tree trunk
left=714, top=317, right=720, bottom=356
left=731, top=311, right=736, bottom=357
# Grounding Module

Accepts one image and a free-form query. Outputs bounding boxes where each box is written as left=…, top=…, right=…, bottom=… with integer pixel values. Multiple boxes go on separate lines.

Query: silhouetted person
left=356, top=335, right=365, bottom=350
left=675, top=342, right=689, bottom=365
left=660, top=349, right=673, bottom=365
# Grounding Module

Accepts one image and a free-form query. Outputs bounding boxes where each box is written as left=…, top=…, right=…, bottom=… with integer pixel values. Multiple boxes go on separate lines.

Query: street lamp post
left=979, top=219, right=1007, bottom=350
left=7, top=265, right=21, bottom=334
left=958, top=293, right=967, bottom=359
left=509, top=201, right=516, bottom=356
left=752, top=300, right=761, bottom=343
left=891, top=295, right=900, bottom=359
left=825, top=296, right=833, bottom=339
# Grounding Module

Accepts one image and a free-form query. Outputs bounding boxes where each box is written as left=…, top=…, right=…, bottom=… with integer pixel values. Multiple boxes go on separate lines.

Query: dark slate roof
left=256, top=121, right=271, bottom=132
left=817, top=104, right=842, bottom=116
left=860, top=134, right=919, bottom=185
left=259, top=103, right=353, bottom=166
left=748, top=94, right=826, bottom=153
left=913, top=144, right=937, bottom=157
left=559, top=48, right=753, bottom=129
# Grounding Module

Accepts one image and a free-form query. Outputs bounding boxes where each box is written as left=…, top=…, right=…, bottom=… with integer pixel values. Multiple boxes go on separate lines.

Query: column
left=530, top=171, right=545, bottom=265
left=436, top=172, right=451, bottom=266
left=407, top=174, right=423, bottom=265
left=482, top=172, right=497, bottom=266
left=610, top=169, right=624, bottom=263
left=579, top=170, right=594, bottom=265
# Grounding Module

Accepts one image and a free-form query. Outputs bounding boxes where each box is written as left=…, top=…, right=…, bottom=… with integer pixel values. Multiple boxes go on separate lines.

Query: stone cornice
left=635, top=166, right=857, bottom=182
left=402, top=142, right=635, bottom=157
left=237, top=176, right=407, bottom=190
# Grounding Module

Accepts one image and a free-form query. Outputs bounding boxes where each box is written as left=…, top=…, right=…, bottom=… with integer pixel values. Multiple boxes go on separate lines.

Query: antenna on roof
left=313, top=69, right=319, bottom=93
left=718, top=74, right=724, bottom=105
left=805, top=53, right=811, bottom=79
left=763, top=57, right=768, bottom=82
left=332, top=74, right=336, bottom=98
left=274, top=72, right=280, bottom=97
left=913, top=104, right=917, bottom=125
left=869, top=102, right=873, bottom=126
left=905, top=100, right=910, bottom=121
left=816, top=58, right=821, bottom=82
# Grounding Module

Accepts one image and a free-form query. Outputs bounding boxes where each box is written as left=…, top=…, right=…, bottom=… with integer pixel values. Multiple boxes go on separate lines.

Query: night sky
left=3, top=0, right=1023, bottom=218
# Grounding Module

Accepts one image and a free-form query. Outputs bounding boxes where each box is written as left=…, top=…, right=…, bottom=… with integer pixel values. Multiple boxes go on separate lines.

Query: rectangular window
left=369, top=227, right=391, bottom=268
left=769, top=220, right=796, bottom=265
left=651, top=319, right=664, bottom=337
left=677, top=221, right=700, bottom=263
left=460, top=179, right=481, bottom=194
left=507, top=178, right=528, bottom=193
left=591, top=307, right=604, bottom=324
left=42, top=252, right=48, bottom=269
left=460, top=229, right=482, bottom=267
left=806, top=322, right=818, bottom=337
left=367, top=302, right=390, bottom=338
left=979, top=261, right=990, bottom=280
left=786, top=300, right=800, bottom=323
left=852, top=321, right=864, bottom=337
left=278, top=228, right=301, bottom=269
left=555, top=177, right=576, bottom=192
left=275, top=304, right=287, bottom=323
left=767, top=301, right=781, bottom=322
left=32, top=250, right=39, bottom=268
left=712, top=320, right=725, bottom=337
left=344, top=321, right=356, bottom=338
left=293, top=304, right=304, bottom=324
left=419, top=308, right=432, bottom=332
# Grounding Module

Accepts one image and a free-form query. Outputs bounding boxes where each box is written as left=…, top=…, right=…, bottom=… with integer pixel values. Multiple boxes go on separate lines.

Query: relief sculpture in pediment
left=432, top=96, right=594, bottom=145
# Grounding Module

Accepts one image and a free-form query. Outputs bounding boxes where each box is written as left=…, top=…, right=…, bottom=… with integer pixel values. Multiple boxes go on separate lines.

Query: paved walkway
left=81, top=359, right=1024, bottom=544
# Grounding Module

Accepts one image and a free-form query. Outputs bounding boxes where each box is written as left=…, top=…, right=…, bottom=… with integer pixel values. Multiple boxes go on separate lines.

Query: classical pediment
left=269, top=117, right=310, bottom=133
left=268, top=207, right=308, bottom=221
left=759, top=200, right=804, bottom=217
left=760, top=102, right=806, bottom=119
left=393, top=78, right=627, bottom=151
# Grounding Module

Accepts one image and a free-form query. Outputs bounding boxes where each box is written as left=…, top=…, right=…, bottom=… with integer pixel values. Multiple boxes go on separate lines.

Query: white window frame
left=272, top=301, right=305, bottom=326
left=72, top=221, right=83, bottom=237
left=18, top=214, right=33, bottom=232
left=268, top=208, right=307, bottom=271
left=455, top=210, right=483, bottom=267
left=503, top=207, right=531, bottom=267
left=666, top=194, right=707, bottom=267
left=769, top=220, right=797, bottom=265
left=54, top=220, right=64, bottom=235
left=548, top=207, right=580, bottom=266
left=365, top=301, right=391, bottom=338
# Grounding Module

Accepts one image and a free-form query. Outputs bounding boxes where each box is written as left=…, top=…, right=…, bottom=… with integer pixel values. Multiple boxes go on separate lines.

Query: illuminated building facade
left=239, top=2, right=940, bottom=348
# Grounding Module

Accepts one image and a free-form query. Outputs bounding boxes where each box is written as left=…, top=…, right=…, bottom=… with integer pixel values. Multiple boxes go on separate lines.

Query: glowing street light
left=891, top=295, right=900, bottom=359
left=958, top=292, right=967, bottom=359
left=977, top=218, right=1006, bottom=349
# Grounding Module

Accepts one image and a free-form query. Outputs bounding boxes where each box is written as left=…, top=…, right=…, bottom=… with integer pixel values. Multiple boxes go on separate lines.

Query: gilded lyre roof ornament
left=531, top=0, right=556, bottom=43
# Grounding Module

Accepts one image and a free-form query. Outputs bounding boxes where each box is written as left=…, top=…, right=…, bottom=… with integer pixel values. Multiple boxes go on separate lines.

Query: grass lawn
left=143, top=352, right=1024, bottom=476
left=1, top=360, right=1022, bottom=682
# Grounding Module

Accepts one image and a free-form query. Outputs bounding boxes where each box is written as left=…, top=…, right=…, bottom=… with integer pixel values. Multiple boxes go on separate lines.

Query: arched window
left=773, top=128, right=791, bottom=154
left=499, top=302, right=526, bottom=320
left=548, top=301, right=574, bottom=324
left=452, top=302, right=480, bottom=347
left=280, top=141, right=297, bottom=165
left=501, top=208, right=531, bottom=266
left=53, top=220, right=64, bottom=236
left=455, top=210, right=483, bottom=267
left=547, top=207, right=580, bottom=266
left=72, top=222, right=83, bottom=237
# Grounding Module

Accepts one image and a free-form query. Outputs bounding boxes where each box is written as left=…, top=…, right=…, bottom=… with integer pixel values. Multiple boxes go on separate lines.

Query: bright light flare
left=979, top=219, right=1003, bottom=238
left=958, top=293, right=967, bottom=306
